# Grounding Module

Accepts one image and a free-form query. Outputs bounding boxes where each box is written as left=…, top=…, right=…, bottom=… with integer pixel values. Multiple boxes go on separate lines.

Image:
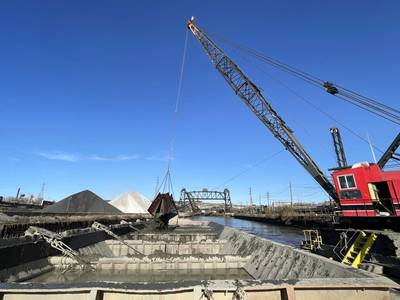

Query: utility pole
left=15, top=187, right=20, bottom=202
left=249, top=187, right=253, bottom=209
left=289, top=181, right=293, bottom=207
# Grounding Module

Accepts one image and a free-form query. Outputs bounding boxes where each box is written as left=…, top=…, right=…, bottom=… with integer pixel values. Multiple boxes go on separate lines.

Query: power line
left=214, top=149, right=284, bottom=189
left=271, top=186, right=290, bottom=196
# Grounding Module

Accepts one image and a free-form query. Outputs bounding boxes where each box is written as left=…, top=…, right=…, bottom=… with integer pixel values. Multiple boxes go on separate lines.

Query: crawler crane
left=187, top=18, right=400, bottom=224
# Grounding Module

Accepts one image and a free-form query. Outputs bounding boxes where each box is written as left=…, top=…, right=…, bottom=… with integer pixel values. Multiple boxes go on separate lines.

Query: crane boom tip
left=187, top=16, right=195, bottom=29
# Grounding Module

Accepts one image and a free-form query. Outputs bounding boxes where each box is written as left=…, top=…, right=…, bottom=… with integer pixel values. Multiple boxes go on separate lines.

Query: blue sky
left=0, top=1, right=399, bottom=204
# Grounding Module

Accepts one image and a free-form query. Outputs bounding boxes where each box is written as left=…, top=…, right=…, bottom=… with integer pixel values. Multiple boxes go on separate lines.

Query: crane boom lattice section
left=378, top=133, right=400, bottom=169
left=187, top=19, right=338, bottom=202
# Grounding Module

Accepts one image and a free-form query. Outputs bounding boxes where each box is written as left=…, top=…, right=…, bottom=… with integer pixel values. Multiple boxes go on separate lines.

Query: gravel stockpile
left=109, top=192, right=151, bottom=214
left=43, top=190, right=121, bottom=213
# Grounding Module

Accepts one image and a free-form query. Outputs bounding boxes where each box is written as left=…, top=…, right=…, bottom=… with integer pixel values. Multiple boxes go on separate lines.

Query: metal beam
left=377, top=133, right=400, bottom=169
left=179, top=188, right=232, bottom=213
left=330, top=128, right=348, bottom=168
left=187, top=19, right=338, bottom=202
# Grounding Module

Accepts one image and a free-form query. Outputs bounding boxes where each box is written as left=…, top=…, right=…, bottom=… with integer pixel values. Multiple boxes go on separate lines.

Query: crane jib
left=187, top=19, right=339, bottom=202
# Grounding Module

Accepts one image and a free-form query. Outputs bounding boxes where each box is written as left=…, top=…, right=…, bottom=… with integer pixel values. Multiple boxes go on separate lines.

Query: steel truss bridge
left=178, top=188, right=232, bottom=213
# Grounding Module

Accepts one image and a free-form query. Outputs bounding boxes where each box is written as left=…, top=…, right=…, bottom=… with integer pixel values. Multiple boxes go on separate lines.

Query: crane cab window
left=338, top=174, right=356, bottom=189
left=340, top=190, right=361, bottom=199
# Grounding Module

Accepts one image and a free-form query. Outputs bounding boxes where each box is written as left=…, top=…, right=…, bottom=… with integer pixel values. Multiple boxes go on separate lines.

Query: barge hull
left=0, top=219, right=397, bottom=299
left=0, top=280, right=398, bottom=300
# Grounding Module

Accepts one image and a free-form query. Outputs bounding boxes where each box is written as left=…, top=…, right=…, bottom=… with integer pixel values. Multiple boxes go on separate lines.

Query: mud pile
left=43, top=190, right=121, bottom=213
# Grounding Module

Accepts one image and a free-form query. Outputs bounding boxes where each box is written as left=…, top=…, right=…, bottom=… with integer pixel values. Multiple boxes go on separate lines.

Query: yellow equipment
left=342, top=231, right=377, bottom=268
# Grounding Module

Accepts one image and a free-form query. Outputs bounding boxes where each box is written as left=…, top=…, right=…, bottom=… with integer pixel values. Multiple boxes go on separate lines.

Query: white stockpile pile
left=110, top=192, right=151, bottom=214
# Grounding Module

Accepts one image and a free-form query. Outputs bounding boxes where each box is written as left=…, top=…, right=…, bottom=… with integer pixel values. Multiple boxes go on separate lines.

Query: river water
left=192, top=216, right=304, bottom=247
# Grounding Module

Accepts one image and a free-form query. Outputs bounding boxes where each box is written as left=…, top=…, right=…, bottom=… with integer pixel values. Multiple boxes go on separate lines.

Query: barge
left=0, top=217, right=398, bottom=299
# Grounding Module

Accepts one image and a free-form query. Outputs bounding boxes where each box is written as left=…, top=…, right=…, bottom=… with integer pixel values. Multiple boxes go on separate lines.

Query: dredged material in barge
left=0, top=219, right=398, bottom=299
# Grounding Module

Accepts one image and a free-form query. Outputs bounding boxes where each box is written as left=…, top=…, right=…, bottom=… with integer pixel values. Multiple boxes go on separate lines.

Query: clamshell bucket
left=147, top=192, right=178, bottom=226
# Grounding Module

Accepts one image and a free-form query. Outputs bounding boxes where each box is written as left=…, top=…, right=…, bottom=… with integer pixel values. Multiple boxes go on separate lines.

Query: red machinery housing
left=332, top=163, right=400, bottom=217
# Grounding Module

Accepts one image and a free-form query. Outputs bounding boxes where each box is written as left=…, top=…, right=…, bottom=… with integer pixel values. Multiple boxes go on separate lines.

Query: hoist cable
left=231, top=48, right=385, bottom=153
left=157, top=30, right=189, bottom=197
left=335, top=94, right=400, bottom=125
left=337, top=84, right=400, bottom=115
left=167, top=29, right=189, bottom=167
left=232, top=49, right=344, bottom=160
left=241, top=46, right=400, bottom=124
left=229, top=41, right=400, bottom=124
left=205, top=30, right=400, bottom=125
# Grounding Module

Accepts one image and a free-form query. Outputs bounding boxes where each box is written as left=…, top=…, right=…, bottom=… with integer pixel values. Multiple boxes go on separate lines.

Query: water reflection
left=192, top=216, right=303, bottom=247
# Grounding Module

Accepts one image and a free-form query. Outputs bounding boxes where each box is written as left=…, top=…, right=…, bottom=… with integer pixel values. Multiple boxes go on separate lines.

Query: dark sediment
left=43, top=190, right=121, bottom=214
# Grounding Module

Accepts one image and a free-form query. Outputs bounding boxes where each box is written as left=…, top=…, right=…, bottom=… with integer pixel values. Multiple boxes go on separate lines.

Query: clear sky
left=0, top=1, right=399, bottom=204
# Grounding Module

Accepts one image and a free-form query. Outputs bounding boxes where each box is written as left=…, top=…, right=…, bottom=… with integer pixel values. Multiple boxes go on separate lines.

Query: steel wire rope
left=205, top=30, right=400, bottom=124
left=228, top=48, right=386, bottom=154
left=214, top=33, right=400, bottom=123
left=213, top=149, right=284, bottom=189
left=156, top=30, right=189, bottom=197
left=194, top=27, right=399, bottom=193
left=336, top=84, right=400, bottom=115
left=225, top=48, right=400, bottom=182
left=245, top=56, right=400, bottom=124
left=231, top=49, right=340, bottom=163
left=334, top=93, right=400, bottom=125
left=239, top=48, right=400, bottom=124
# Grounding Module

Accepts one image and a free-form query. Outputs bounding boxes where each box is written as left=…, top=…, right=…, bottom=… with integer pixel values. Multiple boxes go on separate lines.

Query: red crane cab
left=331, top=162, right=400, bottom=217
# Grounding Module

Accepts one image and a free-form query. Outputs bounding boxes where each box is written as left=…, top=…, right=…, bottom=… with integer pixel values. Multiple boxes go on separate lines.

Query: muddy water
left=192, top=216, right=304, bottom=247
left=30, top=268, right=252, bottom=283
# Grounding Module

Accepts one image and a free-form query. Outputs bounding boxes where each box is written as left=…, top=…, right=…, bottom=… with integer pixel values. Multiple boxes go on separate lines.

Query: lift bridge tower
left=178, top=188, right=232, bottom=213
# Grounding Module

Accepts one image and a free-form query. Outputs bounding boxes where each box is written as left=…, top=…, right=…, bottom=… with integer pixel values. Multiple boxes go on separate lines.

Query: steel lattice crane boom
left=330, top=128, right=348, bottom=168
left=377, top=133, right=400, bottom=169
left=205, top=33, right=400, bottom=125
left=188, top=18, right=400, bottom=221
left=187, top=18, right=338, bottom=202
